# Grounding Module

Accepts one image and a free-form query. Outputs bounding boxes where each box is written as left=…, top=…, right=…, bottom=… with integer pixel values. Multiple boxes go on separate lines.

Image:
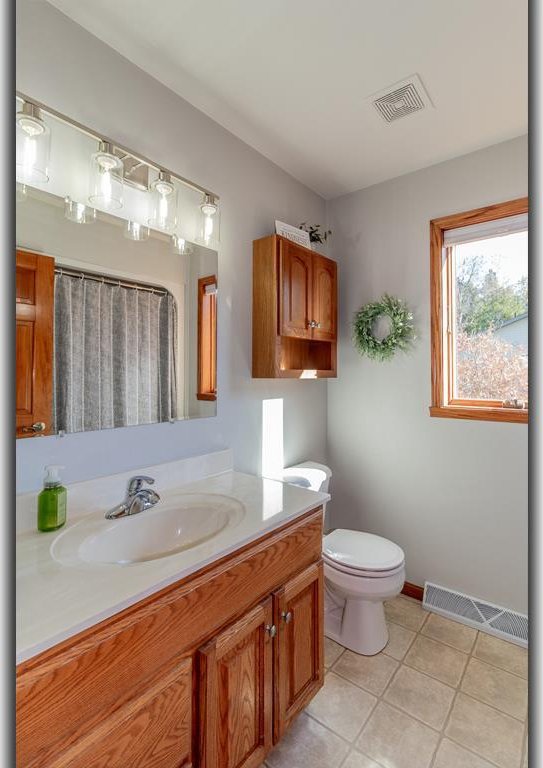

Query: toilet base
left=325, top=590, right=390, bottom=656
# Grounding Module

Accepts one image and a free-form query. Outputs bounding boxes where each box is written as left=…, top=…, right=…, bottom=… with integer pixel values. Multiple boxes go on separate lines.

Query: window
left=430, top=198, right=528, bottom=423
left=197, top=275, right=217, bottom=401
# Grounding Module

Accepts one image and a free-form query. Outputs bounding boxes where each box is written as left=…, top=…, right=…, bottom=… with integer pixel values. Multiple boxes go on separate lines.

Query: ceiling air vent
left=371, top=74, right=432, bottom=123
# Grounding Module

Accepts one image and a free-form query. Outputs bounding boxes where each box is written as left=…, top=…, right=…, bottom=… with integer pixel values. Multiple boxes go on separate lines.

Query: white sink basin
left=51, top=493, right=245, bottom=566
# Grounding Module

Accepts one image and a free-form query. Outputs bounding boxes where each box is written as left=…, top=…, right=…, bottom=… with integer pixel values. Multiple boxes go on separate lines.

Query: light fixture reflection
left=198, top=193, right=220, bottom=247
left=16, top=183, right=27, bottom=202
left=16, top=102, right=51, bottom=184
left=171, top=234, right=192, bottom=256
left=124, top=221, right=150, bottom=241
left=89, top=141, right=123, bottom=210
left=65, top=196, right=96, bottom=224
left=148, top=170, right=177, bottom=232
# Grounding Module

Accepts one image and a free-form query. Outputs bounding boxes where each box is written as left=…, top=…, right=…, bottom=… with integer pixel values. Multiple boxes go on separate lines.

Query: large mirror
left=15, top=97, right=218, bottom=438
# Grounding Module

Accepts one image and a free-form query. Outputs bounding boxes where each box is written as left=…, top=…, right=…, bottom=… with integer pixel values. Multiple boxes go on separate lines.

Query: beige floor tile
left=473, top=633, right=528, bottom=679
left=306, top=671, right=377, bottom=742
left=384, top=664, right=455, bottom=730
left=434, top=738, right=497, bottom=768
left=461, top=658, right=528, bottom=720
left=357, top=701, right=439, bottom=768
left=266, top=712, right=349, bottom=768
left=325, top=636, right=345, bottom=668
left=333, top=649, right=399, bottom=695
left=384, top=596, right=427, bottom=632
left=445, top=693, right=524, bottom=768
left=382, top=621, right=416, bottom=660
left=421, top=612, right=477, bottom=653
left=341, top=751, right=382, bottom=768
left=405, top=634, right=468, bottom=687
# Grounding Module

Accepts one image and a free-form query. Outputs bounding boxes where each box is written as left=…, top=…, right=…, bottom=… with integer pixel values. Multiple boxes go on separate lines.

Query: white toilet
left=283, top=462, right=405, bottom=656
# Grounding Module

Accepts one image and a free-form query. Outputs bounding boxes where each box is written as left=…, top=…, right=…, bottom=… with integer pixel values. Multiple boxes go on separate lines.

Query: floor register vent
left=423, top=582, right=528, bottom=648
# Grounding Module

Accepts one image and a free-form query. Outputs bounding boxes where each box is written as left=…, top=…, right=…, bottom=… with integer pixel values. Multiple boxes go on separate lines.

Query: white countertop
left=16, top=467, right=328, bottom=664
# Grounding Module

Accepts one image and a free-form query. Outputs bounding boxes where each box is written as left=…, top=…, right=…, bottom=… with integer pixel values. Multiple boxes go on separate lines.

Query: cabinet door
left=198, top=598, right=274, bottom=768
left=16, top=250, right=54, bottom=438
left=46, top=657, right=193, bottom=768
left=274, top=562, right=324, bottom=741
left=279, top=239, right=312, bottom=338
left=311, top=254, right=337, bottom=341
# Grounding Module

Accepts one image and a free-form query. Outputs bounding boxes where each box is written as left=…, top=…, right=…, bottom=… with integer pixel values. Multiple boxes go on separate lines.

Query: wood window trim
left=197, top=274, right=217, bottom=401
left=430, top=197, right=528, bottom=424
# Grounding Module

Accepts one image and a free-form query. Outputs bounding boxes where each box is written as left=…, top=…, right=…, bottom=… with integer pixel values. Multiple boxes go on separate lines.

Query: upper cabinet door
left=279, top=239, right=312, bottom=339
left=311, top=254, right=337, bottom=342
left=273, top=562, right=324, bottom=742
left=16, top=250, right=54, bottom=438
left=198, top=598, right=274, bottom=768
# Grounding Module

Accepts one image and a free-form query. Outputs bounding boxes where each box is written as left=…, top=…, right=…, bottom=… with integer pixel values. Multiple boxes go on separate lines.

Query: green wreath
left=352, top=294, right=415, bottom=361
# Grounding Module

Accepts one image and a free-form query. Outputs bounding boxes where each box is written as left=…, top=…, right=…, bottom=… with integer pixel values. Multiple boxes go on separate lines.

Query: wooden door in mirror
left=16, top=250, right=54, bottom=438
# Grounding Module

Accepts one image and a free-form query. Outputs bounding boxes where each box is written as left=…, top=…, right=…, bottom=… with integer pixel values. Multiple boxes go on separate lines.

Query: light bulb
left=89, top=141, right=123, bottom=210
left=15, top=103, right=50, bottom=184
left=198, top=193, right=220, bottom=247
left=148, top=171, right=177, bottom=232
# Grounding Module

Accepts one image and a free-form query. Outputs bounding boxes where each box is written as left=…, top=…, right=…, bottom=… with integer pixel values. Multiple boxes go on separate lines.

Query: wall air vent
left=371, top=74, right=432, bottom=123
left=423, top=582, right=528, bottom=648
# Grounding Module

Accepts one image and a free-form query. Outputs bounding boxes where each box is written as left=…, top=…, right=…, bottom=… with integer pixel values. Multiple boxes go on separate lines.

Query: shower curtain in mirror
left=53, top=273, right=178, bottom=433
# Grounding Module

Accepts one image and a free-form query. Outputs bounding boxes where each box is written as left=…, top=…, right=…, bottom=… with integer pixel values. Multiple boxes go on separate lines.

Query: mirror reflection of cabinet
left=253, top=235, right=337, bottom=378
left=16, top=250, right=54, bottom=438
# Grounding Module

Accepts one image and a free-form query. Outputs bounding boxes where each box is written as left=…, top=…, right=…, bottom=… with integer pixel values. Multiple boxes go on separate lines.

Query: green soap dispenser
left=38, top=465, right=67, bottom=532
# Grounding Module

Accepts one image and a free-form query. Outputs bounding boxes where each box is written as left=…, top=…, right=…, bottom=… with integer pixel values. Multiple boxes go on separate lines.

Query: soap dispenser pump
left=37, top=465, right=67, bottom=532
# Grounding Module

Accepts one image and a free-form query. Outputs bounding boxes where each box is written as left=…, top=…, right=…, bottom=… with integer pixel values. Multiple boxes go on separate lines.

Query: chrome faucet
left=105, top=475, right=161, bottom=520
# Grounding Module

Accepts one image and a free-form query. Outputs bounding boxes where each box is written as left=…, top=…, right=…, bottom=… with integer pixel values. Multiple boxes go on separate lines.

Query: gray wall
left=326, top=136, right=528, bottom=613
left=16, top=0, right=327, bottom=492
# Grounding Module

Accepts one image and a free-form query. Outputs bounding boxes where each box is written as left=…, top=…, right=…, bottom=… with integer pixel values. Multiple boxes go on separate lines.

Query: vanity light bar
left=15, top=91, right=219, bottom=202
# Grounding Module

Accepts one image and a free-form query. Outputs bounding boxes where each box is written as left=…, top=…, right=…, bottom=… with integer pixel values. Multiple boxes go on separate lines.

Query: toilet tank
left=282, top=462, right=332, bottom=494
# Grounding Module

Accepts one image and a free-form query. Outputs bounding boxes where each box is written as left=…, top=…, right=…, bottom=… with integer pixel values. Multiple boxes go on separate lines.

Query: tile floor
left=264, top=595, right=528, bottom=768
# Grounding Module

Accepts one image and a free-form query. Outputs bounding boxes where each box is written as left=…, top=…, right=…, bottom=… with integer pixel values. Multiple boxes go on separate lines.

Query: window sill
left=429, top=405, right=528, bottom=424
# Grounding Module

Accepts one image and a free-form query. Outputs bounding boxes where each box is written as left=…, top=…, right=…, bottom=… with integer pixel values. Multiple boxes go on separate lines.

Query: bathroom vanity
left=16, top=454, right=328, bottom=768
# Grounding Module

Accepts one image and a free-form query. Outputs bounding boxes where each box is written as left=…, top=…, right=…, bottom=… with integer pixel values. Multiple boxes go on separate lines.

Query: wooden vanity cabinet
left=16, top=508, right=324, bottom=768
left=47, top=656, right=194, bottom=768
left=253, top=235, right=337, bottom=378
left=274, top=562, right=324, bottom=741
left=198, top=599, right=274, bottom=768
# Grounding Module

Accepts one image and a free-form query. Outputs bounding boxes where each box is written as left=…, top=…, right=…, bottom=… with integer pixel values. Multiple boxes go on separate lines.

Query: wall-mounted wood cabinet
left=17, top=509, right=324, bottom=768
left=253, top=235, right=337, bottom=378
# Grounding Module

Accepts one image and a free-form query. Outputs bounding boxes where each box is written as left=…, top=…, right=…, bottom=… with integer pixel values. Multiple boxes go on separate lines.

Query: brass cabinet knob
left=281, top=610, right=293, bottom=624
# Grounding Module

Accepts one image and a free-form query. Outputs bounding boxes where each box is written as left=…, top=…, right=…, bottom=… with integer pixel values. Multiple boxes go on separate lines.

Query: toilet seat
left=323, top=529, right=404, bottom=576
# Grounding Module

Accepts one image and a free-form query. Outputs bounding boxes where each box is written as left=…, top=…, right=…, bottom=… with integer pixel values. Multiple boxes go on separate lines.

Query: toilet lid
left=323, top=529, right=404, bottom=573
